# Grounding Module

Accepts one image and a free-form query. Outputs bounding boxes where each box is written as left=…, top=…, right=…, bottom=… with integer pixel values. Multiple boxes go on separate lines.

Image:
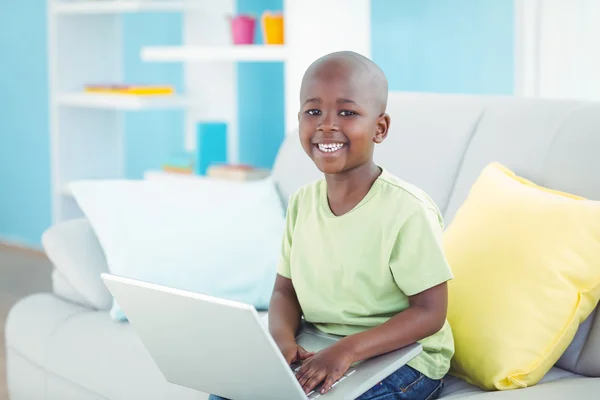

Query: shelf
left=51, top=0, right=198, bottom=15
left=141, top=45, right=288, bottom=62
left=56, top=93, right=191, bottom=110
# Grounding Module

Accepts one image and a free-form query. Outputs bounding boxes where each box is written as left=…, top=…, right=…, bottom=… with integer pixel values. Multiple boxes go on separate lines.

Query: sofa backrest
left=271, top=91, right=600, bottom=376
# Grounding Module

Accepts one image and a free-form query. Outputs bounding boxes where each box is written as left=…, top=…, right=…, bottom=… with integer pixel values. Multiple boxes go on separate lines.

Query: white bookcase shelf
left=51, top=0, right=198, bottom=15
left=57, top=93, right=191, bottom=110
left=141, top=45, right=289, bottom=62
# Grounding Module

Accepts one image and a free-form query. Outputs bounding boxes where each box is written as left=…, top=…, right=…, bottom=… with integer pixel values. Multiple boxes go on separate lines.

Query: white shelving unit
left=48, top=0, right=199, bottom=223
left=49, top=0, right=371, bottom=224
left=57, top=93, right=192, bottom=110
left=141, top=45, right=288, bottom=62
left=51, top=0, right=198, bottom=15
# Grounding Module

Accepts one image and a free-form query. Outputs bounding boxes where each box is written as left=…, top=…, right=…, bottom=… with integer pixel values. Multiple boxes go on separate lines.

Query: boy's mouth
left=314, top=142, right=346, bottom=154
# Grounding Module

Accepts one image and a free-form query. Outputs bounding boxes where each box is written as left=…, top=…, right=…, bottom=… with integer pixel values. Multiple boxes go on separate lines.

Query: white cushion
left=42, top=218, right=112, bottom=310
left=69, top=177, right=285, bottom=321
left=51, top=268, right=97, bottom=309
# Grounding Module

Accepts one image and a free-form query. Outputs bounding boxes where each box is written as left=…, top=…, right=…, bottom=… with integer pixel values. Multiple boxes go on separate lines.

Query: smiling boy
left=210, top=51, right=454, bottom=400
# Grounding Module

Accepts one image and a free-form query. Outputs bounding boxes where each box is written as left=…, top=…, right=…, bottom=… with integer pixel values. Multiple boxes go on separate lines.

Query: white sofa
left=6, top=92, right=600, bottom=399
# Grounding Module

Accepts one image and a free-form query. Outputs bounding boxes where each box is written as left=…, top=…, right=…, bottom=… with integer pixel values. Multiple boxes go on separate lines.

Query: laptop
left=101, top=273, right=422, bottom=400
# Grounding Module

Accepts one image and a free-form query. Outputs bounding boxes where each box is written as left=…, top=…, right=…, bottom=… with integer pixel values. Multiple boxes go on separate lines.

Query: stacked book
left=84, top=84, right=175, bottom=96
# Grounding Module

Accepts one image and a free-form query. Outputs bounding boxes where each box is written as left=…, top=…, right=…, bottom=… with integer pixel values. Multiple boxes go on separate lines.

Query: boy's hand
left=278, top=340, right=315, bottom=365
left=295, top=341, right=354, bottom=395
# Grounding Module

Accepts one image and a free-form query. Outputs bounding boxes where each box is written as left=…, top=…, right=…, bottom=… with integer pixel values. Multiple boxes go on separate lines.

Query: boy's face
left=298, top=61, right=389, bottom=175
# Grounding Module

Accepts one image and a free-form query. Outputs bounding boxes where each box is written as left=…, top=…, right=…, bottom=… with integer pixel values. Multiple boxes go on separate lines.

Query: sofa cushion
left=373, top=92, right=485, bottom=216
left=444, top=163, right=600, bottom=390
left=444, top=98, right=594, bottom=224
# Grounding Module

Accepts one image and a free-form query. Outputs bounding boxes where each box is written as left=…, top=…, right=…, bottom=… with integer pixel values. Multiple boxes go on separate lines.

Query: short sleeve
left=277, top=192, right=300, bottom=279
left=390, top=206, right=454, bottom=296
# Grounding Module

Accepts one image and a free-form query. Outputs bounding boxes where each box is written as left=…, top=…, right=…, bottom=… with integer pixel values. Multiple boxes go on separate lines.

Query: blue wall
left=0, top=1, right=51, bottom=247
left=237, top=60, right=284, bottom=169
left=122, top=14, right=185, bottom=179
left=371, top=0, right=514, bottom=94
left=236, top=0, right=285, bottom=169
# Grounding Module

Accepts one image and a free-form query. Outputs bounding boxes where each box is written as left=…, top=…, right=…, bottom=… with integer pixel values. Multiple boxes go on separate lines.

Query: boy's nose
left=317, top=112, right=340, bottom=132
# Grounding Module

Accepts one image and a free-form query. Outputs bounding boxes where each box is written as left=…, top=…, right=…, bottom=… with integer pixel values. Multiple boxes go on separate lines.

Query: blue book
left=195, top=122, right=228, bottom=176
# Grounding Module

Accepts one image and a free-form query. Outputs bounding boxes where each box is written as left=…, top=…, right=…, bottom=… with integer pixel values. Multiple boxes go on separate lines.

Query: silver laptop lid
left=101, top=273, right=307, bottom=400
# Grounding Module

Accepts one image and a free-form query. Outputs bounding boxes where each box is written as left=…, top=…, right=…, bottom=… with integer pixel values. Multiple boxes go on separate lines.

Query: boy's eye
left=306, top=109, right=321, bottom=116
left=339, top=110, right=356, bottom=116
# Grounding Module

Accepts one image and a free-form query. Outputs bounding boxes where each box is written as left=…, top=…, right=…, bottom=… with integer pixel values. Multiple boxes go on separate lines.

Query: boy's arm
left=269, top=274, right=316, bottom=365
left=269, top=190, right=313, bottom=362
left=269, top=273, right=303, bottom=345
left=338, top=282, right=447, bottom=363
left=296, top=283, right=448, bottom=394
left=297, top=207, right=453, bottom=394
left=299, top=284, right=447, bottom=394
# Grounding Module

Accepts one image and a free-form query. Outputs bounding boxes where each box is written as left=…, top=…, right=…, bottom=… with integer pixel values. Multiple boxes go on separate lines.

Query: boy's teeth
left=317, top=143, right=345, bottom=152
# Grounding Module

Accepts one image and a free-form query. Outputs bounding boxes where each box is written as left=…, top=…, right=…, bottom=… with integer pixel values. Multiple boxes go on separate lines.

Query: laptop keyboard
left=290, top=364, right=357, bottom=399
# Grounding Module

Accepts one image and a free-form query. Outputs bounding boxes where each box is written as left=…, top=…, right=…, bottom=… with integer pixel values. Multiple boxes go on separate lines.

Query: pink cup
left=230, top=15, right=255, bottom=45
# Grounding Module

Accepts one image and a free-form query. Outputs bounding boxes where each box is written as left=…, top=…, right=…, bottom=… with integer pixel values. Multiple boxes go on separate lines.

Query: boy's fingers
left=296, top=360, right=311, bottom=380
left=298, top=347, right=315, bottom=360
left=297, top=358, right=313, bottom=377
left=304, top=370, right=326, bottom=394
left=320, top=373, right=339, bottom=394
left=297, top=366, right=316, bottom=388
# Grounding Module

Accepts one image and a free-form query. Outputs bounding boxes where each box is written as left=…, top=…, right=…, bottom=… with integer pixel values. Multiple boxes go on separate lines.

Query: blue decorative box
left=195, top=122, right=228, bottom=176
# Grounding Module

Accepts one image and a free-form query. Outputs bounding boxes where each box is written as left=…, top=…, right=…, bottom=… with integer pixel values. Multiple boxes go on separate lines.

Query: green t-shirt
left=277, top=168, right=455, bottom=380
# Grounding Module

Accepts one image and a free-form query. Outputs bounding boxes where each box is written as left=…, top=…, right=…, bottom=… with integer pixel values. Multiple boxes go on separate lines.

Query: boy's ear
left=373, top=113, right=391, bottom=144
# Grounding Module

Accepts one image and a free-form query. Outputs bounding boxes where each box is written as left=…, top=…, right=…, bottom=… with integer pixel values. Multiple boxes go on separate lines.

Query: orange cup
left=261, top=12, right=284, bottom=45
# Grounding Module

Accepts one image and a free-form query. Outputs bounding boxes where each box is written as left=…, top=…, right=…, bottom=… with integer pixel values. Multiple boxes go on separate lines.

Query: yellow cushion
left=444, top=162, right=600, bottom=390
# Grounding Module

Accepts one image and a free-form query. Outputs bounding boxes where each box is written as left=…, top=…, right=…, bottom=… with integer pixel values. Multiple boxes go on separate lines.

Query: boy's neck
left=324, top=162, right=381, bottom=216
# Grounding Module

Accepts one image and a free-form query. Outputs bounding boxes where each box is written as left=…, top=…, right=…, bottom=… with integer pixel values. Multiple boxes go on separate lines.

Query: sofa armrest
left=42, top=218, right=112, bottom=310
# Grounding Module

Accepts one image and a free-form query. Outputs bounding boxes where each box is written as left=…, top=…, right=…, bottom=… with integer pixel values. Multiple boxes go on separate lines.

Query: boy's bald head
left=298, top=51, right=391, bottom=175
left=300, top=51, right=388, bottom=113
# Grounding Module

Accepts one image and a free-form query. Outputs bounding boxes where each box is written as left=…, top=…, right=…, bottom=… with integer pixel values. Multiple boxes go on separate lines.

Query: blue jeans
left=208, top=365, right=444, bottom=399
